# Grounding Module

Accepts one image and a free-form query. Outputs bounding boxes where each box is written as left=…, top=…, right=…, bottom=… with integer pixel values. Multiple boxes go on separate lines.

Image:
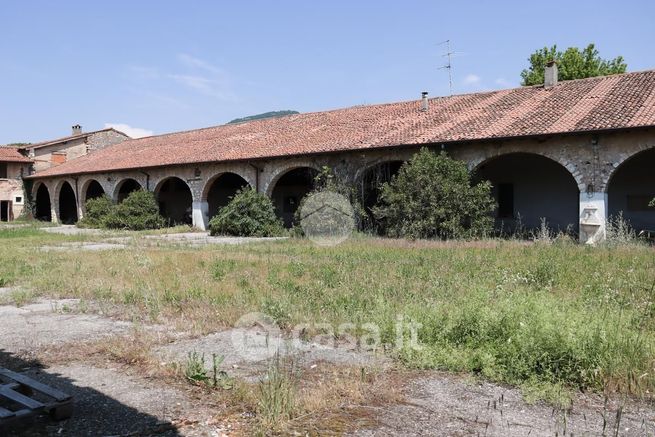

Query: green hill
left=227, top=110, right=299, bottom=125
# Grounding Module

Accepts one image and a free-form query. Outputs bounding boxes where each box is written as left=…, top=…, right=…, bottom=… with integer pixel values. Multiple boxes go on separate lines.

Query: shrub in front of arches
left=373, top=148, right=496, bottom=240
left=208, top=187, right=284, bottom=237
left=77, top=195, right=114, bottom=228
left=78, top=190, right=165, bottom=230
left=103, top=190, right=166, bottom=230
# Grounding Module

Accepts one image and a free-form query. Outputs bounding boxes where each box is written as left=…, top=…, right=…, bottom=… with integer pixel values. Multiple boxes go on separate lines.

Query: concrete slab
left=0, top=299, right=132, bottom=354
left=40, top=226, right=103, bottom=235
left=156, top=327, right=389, bottom=381
left=350, top=374, right=655, bottom=436
left=146, top=232, right=287, bottom=246
left=40, top=242, right=127, bottom=252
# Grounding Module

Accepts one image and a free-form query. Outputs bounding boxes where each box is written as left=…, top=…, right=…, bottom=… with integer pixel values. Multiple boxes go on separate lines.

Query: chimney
left=420, top=92, right=429, bottom=111
left=544, top=60, right=558, bottom=88
left=72, top=124, right=82, bottom=135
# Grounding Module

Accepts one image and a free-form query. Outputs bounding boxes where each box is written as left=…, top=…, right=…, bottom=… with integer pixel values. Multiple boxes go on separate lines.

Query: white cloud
left=170, top=54, right=236, bottom=101
left=125, top=53, right=237, bottom=103
left=463, top=74, right=482, bottom=85
left=177, top=53, right=224, bottom=75
left=104, top=123, right=154, bottom=138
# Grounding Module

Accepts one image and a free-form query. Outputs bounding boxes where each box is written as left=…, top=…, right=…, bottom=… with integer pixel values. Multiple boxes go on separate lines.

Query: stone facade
left=0, top=162, right=30, bottom=220
left=0, top=128, right=131, bottom=222
left=26, top=129, right=130, bottom=173
left=29, top=127, right=655, bottom=243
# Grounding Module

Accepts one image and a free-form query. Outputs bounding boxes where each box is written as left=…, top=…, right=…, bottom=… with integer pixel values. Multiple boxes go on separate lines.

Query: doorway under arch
left=358, top=160, right=404, bottom=232
left=270, top=167, right=318, bottom=228
left=204, top=173, right=250, bottom=220
left=58, top=181, right=78, bottom=224
left=607, top=147, right=655, bottom=233
left=475, top=153, right=580, bottom=235
left=155, top=177, right=193, bottom=226
left=115, top=179, right=142, bottom=202
left=35, top=184, right=52, bottom=222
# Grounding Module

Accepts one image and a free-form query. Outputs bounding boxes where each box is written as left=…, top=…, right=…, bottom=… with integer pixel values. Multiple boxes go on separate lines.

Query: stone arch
left=202, top=172, right=251, bottom=220
left=34, top=182, right=52, bottom=222
left=57, top=180, right=78, bottom=224
left=154, top=176, right=193, bottom=226
left=601, top=143, right=655, bottom=193
left=474, top=152, right=580, bottom=234
left=113, top=178, right=142, bottom=202
left=81, top=179, right=106, bottom=203
left=269, top=166, right=320, bottom=228
left=469, top=149, right=585, bottom=193
left=264, top=163, right=321, bottom=197
left=606, top=146, right=655, bottom=232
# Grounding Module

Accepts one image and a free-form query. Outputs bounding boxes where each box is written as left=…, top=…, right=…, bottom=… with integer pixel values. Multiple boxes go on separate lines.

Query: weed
left=256, top=356, right=297, bottom=432
left=183, top=351, right=233, bottom=389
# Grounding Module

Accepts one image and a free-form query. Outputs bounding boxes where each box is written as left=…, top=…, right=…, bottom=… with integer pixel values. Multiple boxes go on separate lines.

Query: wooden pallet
left=0, top=368, right=73, bottom=433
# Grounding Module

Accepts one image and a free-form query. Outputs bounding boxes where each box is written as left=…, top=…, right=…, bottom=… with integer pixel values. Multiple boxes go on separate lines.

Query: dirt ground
left=2, top=297, right=654, bottom=436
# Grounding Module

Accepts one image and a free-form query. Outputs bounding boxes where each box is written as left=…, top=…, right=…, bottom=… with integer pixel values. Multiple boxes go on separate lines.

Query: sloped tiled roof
left=0, top=147, right=32, bottom=163
left=24, top=128, right=127, bottom=150
left=31, top=70, right=655, bottom=178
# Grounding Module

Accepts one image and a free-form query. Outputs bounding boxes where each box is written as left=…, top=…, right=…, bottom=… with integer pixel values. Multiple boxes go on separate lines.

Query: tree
left=373, top=149, right=495, bottom=240
left=208, top=187, right=284, bottom=237
left=521, top=43, right=626, bottom=86
left=103, top=190, right=166, bottom=230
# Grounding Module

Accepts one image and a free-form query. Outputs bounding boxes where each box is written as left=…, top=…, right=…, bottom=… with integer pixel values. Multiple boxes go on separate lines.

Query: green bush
left=374, top=148, right=496, bottom=239
left=78, top=195, right=114, bottom=228
left=101, top=190, right=165, bottom=231
left=292, top=166, right=364, bottom=237
left=209, top=187, right=284, bottom=237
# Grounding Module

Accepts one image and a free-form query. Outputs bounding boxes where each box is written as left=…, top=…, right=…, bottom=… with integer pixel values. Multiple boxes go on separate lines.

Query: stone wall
left=0, top=162, right=30, bottom=219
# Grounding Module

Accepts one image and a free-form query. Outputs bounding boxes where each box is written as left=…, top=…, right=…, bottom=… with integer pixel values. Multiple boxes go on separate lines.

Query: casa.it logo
left=299, top=191, right=355, bottom=246
left=230, top=312, right=282, bottom=361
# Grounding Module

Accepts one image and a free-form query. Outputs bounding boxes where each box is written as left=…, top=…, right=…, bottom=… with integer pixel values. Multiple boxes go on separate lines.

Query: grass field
left=1, top=224, right=654, bottom=408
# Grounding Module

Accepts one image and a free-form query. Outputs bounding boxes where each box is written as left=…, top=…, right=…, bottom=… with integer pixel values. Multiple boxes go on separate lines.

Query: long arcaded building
left=19, top=65, right=655, bottom=243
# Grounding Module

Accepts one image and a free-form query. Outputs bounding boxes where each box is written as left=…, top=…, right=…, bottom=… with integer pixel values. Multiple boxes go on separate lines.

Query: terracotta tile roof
left=0, top=147, right=32, bottom=163
left=24, top=128, right=127, bottom=150
left=30, top=70, right=655, bottom=179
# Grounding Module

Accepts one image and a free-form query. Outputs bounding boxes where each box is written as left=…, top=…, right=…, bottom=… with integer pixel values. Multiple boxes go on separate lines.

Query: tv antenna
left=438, top=40, right=456, bottom=95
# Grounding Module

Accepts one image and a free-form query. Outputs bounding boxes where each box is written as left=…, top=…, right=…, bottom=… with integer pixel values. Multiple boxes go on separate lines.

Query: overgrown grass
left=1, top=226, right=654, bottom=404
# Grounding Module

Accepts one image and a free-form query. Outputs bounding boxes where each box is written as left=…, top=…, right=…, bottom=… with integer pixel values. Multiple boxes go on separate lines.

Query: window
left=627, top=195, right=655, bottom=212
left=497, top=183, right=514, bottom=218
left=15, top=196, right=23, bottom=205
left=0, top=163, right=7, bottom=179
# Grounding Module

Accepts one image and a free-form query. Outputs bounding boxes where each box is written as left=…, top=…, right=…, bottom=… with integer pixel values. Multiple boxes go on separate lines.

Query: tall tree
left=521, top=43, right=627, bottom=86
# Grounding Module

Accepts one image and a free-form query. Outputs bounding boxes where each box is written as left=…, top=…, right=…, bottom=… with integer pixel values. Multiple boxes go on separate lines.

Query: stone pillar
left=50, top=203, right=59, bottom=225
left=77, top=200, right=85, bottom=221
left=579, top=192, right=607, bottom=244
left=192, top=201, right=209, bottom=231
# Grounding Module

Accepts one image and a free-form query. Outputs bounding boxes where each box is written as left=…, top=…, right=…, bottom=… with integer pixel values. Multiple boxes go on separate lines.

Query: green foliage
left=103, top=190, right=165, bottom=230
left=650, top=198, right=655, bottom=208
left=78, top=190, right=165, bottom=230
left=257, top=356, right=297, bottom=431
left=227, top=110, right=299, bottom=125
left=20, top=179, right=34, bottom=220
left=77, top=195, right=114, bottom=228
left=292, top=166, right=365, bottom=236
left=183, top=351, right=232, bottom=389
left=521, top=43, right=627, bottom=86
left=373, top=148, right=495, bottom=239
left=208, top=187, right=284, bottom=237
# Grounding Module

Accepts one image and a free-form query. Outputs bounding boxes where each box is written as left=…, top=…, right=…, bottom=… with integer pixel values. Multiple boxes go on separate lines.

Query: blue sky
left=1, top=1, right=654, bottom=144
